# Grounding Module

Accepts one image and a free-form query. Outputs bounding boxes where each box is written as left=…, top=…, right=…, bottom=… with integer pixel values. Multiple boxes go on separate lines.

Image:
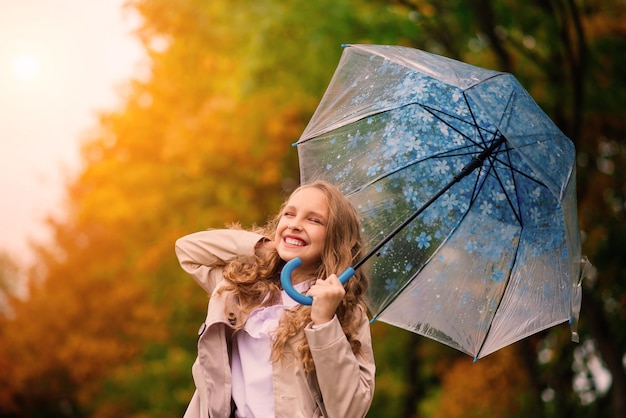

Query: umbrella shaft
left=454, top=135, right=506, bottom=181
left=354, top=176, right=453, bottom=270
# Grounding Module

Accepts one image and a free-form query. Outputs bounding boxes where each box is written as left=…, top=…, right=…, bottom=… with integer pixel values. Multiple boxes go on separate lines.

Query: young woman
left=175, top=180, right=375, bottom=418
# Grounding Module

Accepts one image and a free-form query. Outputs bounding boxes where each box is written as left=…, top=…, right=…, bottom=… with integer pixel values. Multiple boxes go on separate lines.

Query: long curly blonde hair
left=220, top=180, right=369, bottom=371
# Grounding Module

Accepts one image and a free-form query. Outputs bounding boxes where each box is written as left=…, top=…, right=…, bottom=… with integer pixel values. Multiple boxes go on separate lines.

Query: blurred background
left=0, top=1, right=624, bottom=417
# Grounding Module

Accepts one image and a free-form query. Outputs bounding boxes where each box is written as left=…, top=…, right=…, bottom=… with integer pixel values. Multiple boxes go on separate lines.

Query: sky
left=0, top=0, right=145, bottom=266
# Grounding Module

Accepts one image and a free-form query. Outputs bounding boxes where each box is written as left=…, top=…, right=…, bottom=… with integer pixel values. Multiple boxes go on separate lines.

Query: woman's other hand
left=308, top=274, right=345, bottom=325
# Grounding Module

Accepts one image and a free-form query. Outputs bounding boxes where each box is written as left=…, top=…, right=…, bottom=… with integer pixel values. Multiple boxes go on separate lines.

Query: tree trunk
left=582, top=295, right=626, bottom=418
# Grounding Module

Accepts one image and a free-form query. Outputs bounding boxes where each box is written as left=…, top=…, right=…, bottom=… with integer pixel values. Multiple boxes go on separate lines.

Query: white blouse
left=231, top=281, right=311, bottom=418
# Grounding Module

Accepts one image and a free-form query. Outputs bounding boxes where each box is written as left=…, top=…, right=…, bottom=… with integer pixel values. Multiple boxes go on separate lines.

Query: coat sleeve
left=304, top=306, right=376, bottom=418
left=175, top=229, right=265, bottom=293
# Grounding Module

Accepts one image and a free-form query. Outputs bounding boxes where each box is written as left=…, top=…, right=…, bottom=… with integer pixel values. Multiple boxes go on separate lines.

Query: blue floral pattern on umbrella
left=292, top=44, right=586, bottom=360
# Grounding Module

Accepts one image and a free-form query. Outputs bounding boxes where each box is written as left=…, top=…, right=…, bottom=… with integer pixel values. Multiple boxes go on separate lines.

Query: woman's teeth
left=285, top=237, right=304, bottom=246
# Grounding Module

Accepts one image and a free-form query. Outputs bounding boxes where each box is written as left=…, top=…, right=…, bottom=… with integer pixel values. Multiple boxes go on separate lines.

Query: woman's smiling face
left=275, top=187, right=328, bottom=279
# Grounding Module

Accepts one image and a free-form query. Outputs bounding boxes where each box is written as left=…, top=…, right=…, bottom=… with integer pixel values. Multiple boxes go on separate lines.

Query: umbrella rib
left=482, top=153, right=523, bottom=225
left=354, top=135, right=507, bottom=271
left=298, top=99, right=493, bottom=146
left=488, top=142, right=552, bottom=227
left=344, top=93, right=517, bottom=197
left=344, top=143, right=479, bottom=197
left=369, top=138, right=506, bottom=325
left=490, top=150, right=550, bottom=187
left=458, top=91, right=526, bottom=227
left=482, top=155, right=524, bottom=226
left=472, top=230, right=523, bottom=361
left=461, top=89, right=527, bottom=359
left=420, top=104, right=497, bottom=150
left=467, top=88, right=547, bottom=226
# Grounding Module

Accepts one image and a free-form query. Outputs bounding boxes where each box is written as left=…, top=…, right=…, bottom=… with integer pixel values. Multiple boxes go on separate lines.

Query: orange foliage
left=0, top=262, right=165, bottom=412
left=432, top=346, right=534, bottom=418
left=582, top=2, right=626, bottom=38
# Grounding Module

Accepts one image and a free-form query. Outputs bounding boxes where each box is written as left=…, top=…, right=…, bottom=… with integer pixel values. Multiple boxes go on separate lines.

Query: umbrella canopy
left=282, top=44, right=586, bottom=360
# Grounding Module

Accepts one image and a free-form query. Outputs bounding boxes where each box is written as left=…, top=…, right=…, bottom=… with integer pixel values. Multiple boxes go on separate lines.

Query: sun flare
left=11, top=52, right=41, bottom=81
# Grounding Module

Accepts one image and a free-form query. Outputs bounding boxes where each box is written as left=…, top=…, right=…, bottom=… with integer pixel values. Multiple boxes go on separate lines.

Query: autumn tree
left=0, top=0, right=416, bottom=417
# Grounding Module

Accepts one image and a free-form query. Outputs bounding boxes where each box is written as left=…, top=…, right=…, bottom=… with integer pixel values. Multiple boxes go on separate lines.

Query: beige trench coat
left=175, top=229, right=375, bottom=418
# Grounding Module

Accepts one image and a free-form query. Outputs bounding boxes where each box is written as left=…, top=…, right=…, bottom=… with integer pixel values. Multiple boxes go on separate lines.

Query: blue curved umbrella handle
left=280, top=257, right=356, bottom=305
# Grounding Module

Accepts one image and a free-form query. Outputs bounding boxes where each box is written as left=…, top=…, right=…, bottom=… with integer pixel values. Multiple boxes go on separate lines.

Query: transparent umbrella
left=281, top=44, right=589, bottom=360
